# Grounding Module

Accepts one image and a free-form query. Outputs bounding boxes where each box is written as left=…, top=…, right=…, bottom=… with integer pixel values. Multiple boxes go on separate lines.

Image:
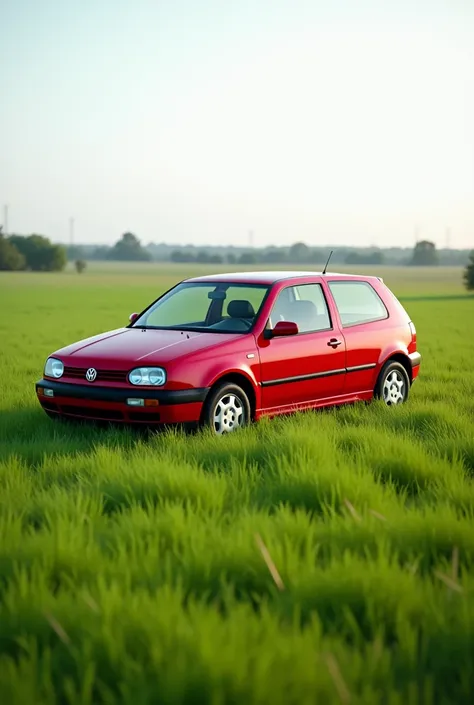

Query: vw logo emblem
left=86, top=368, right=97, bottom=382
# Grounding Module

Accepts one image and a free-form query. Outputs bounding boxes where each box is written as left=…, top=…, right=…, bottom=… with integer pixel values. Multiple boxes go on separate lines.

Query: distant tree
left=226, top=252, right=237, bottom=264
left=289, top=242, right=310, bottom=263
left=411, top=240, right=438, bottom=266
left=66, top=245, right=85, bottom=260
left=345, top=250, right=384, bottom=265
left=192, top=250, right=224, bottom=264
left=438, top=248, right=474, bottom=266
left=170, top=249, right=182, bottom=262
left=8, top=234, right=66, bottom=271
left=344, top=251, right=361, bottom=265
left=238, top=251, right=257, bottom=265
left=262, top=247, right=287, bottom=263
left=0, top=233, right=26, bottom=271
left=463, top=251, right=474, bottom=291
left=308, top=248, right=326, bottom=264
left=370, top=250, right=384, bottom=265
left=196, top=250, right=210, bottom=263
left=91, top=245, right=111, bottom=260
left=108, top=232, right=152, bottom=262
left=170, top=249, right=196, bottom=263
left=75, top=259, right=87, bottom=274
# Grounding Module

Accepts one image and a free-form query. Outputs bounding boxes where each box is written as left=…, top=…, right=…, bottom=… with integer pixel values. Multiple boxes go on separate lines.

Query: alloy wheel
left=213, top=393, right=244, bottom=433
left=382, top=369, right=406, bottom=405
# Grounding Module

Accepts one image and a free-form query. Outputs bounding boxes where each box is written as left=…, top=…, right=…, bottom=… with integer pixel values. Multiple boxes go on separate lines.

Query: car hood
left=55, top=327, right=242, bottom=366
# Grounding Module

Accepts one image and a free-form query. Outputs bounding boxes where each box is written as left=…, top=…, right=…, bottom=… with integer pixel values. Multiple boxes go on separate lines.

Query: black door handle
left=327, top=338, right=342, bottom=348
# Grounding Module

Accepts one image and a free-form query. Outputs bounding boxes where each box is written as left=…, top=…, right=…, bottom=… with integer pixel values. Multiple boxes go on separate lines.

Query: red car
left=36, top=271, right=421, bottom=433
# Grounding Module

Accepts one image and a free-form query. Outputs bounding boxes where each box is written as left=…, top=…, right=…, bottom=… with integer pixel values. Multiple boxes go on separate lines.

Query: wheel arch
left=379, top=351, right=413, bottom=384
left=203, top=371, right=258, bottom=420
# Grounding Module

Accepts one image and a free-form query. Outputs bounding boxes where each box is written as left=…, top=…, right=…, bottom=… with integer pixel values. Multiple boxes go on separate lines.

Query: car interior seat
left=286, top=299, right=319, bottom=332
left=227, top=300, right=255, bottom=319
left=207, top=299, right=256, bottom=332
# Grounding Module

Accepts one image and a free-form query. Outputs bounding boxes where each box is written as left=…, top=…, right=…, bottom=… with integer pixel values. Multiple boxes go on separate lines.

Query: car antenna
left=322, top=250, right=334, bottom=275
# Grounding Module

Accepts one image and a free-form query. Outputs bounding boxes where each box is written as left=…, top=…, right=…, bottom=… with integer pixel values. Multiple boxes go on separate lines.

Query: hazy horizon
left=1, top=0, right=473, bottom=249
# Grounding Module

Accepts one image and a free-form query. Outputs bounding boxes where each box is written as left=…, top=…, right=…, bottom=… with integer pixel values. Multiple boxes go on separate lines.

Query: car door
left=325, top=279, right=389, bottom=395
left=257, top=282, right=346, bottom=412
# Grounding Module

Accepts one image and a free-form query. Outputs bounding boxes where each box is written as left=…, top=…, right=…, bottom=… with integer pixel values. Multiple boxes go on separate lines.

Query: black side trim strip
left=408, top=352, right=421, bottom=368
left=261, top=363, right=377, bottom=387
left=36, top=380, right=209, bottom=405
left=261, top=368, right=346, bottom=388
left=346, top=363, right=377, bottom=373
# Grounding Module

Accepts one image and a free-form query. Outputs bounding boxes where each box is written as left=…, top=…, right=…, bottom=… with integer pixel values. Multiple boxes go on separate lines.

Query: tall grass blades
left=0, top=265, right=473, bottom=704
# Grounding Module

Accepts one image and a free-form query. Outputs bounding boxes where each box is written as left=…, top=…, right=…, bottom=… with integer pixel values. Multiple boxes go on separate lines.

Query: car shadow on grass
left=0, top=406, right=159, bottom=468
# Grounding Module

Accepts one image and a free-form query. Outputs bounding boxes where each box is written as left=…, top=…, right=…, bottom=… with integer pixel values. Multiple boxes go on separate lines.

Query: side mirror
left=129, top=312, right=139, bottom=323
left=267, top=320, right=299, bottom=338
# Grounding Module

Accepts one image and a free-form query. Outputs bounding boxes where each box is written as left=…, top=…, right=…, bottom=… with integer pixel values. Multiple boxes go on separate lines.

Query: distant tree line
left=0, top=230, right=151, bottom=272
left=67, top=232, right=151, bottom=262
left=0, top=230, right=67, bottom=272
left=2, top=225, right=472, bottom=276
left=64, top=235, right=472, bottom=268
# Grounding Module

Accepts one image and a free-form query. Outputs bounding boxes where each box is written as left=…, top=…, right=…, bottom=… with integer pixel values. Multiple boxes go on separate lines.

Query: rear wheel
left=201, top=383, right=251, bottom=434
left=375, top=361, right=410, bottom=406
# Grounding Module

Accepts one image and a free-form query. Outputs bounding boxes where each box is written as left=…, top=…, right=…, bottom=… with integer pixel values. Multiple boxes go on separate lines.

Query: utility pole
left=445, top=227, right=451, bottom=249
left=69, top=217, right=75, bottom=248
left=248, top=229, right=254, bottom=248
left=3, top=204, right=8, bottom=235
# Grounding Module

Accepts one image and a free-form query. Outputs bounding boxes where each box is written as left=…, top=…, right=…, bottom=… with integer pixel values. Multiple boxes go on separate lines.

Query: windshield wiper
left=131, top=325, right=202, bottom=332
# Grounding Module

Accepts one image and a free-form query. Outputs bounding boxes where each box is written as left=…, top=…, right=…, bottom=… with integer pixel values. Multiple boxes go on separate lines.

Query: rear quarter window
left=328, top=281, right=388, bottom=327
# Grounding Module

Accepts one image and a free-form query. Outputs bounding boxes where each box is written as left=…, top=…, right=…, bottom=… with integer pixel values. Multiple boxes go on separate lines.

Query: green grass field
left=1, top=264, right=474, bottom=705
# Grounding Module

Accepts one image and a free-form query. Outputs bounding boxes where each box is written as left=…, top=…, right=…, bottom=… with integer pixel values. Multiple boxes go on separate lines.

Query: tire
left=201, top=382, right=251, bottom=434
left=374, top=360, right=410, bottom=406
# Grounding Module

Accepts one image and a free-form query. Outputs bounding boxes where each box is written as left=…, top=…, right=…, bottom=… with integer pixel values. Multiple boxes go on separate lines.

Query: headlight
left=128, top=367, right=166, bottom=386
left=44, top=357, right=64, bottom=378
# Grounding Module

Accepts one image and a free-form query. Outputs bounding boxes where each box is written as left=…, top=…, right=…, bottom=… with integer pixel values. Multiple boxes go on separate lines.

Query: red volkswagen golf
left=36, top=271, right=421, bottom=433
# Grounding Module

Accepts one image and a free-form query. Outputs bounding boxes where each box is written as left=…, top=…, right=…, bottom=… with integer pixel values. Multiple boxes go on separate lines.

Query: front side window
left=132, top=282, right=269, bottom=333
left=328, top=281, right=388, bottom=327
left=269, top=283, right=332, bottom=333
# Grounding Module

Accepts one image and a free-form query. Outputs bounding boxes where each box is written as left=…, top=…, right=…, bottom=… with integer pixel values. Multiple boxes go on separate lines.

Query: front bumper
left=35, top=379, right=209, bottom=425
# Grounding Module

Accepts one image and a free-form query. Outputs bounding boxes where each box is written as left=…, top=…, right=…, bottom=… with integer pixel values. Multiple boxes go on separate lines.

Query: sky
left=1, top=0, right=473, bottom=249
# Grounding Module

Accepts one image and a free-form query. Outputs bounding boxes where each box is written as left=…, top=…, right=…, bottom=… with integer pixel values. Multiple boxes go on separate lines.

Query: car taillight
left=409, top=321, right=416, bottom=340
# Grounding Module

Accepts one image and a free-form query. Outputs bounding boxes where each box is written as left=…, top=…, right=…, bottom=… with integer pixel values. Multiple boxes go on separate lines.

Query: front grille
left=60, top=405, right=124, bottom=421
left=62, top=367, right=128, bottom=383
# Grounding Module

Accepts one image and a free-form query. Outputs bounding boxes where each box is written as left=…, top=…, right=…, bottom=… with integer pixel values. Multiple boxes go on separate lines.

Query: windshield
left=132, top=282, right=269, bottom=333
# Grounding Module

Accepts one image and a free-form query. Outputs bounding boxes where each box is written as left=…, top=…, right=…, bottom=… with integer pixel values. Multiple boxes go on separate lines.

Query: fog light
left=127, top=398, right=144, bottom=406
left=44, top=389, right=54, bottom=397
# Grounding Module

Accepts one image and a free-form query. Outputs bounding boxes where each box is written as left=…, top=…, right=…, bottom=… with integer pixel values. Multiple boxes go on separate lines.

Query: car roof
left=184, top=271, right=378, bottom=285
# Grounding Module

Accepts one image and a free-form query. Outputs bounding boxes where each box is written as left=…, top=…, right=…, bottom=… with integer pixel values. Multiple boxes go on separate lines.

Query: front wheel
left=201, top=383, right=251, bottom=434
left=374, top=361, right=410, bottom=406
